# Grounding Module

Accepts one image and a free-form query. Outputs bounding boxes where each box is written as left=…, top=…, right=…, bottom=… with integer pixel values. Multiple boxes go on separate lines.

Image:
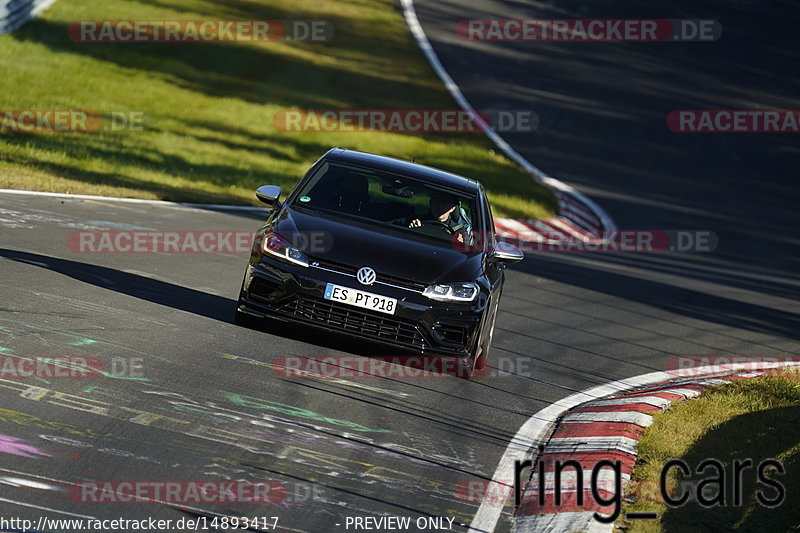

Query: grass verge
left=0, top=0, right=556, bottom=219
left=619, top=369, right=800, bottom=532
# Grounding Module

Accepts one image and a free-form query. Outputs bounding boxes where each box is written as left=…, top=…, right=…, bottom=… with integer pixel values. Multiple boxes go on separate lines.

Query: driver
left=407, top=191, right=471, bottom=241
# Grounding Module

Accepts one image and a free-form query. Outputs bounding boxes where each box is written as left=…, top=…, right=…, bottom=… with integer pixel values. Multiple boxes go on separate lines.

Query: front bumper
left=237, top=256, right=486, bottom=357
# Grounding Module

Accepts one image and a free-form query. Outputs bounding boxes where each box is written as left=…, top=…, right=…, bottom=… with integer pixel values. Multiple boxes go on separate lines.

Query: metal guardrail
left=1, top=0, right=57, bottom=35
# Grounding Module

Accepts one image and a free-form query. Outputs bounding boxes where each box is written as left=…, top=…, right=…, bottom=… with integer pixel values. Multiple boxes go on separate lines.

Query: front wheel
left=475, top=303, right=498, bottom=370
left=460, top=303, right=498, bottom=378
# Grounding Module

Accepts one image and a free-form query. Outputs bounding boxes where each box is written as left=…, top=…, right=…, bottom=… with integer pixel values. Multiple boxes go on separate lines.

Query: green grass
left=0, top=0, right=556, bottom=219
left=619, top=369, right=800, bottom=533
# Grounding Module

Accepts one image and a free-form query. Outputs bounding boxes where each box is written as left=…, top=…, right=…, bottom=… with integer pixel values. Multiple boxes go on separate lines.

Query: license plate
left=324, top=283, right=397, bottom=315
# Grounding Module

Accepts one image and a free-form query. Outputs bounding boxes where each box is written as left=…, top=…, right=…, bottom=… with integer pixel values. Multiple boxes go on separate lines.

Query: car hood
left=272, top=207, right=482, bottom=284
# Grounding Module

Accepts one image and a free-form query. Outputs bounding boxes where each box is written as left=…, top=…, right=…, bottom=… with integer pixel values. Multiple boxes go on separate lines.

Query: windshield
left=291, top=162, right=479, bottom=245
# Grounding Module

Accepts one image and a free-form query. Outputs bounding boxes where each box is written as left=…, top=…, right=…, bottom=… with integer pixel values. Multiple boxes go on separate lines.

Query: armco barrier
left=0, top=0, right=57, bottom=35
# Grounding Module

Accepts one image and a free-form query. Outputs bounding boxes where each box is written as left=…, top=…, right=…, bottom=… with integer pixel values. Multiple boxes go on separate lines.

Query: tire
left=474, top=304, right=498, bottom=370
left=460, top=302, right=498, bottom=378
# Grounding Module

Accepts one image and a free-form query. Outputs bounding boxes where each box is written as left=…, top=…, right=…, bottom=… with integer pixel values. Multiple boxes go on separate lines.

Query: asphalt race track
left=1, top=0, right=799, bottom=532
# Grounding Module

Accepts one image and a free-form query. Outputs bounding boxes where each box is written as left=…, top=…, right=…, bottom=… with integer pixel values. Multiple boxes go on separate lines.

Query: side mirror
left=493, top=241, right=524, bottom=263
left=255, top=185, right=282, bottom=208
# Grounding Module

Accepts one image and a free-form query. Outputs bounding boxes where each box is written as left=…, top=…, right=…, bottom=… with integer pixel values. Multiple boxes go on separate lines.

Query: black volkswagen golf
left=236, top=148, right=523, bottom=376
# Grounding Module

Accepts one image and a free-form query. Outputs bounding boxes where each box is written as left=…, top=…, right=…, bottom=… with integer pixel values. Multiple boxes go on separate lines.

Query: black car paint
left=236, top=148, right=518, bottom=372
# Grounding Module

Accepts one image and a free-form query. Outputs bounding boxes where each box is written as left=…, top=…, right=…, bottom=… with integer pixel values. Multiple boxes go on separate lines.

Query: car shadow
left=241, top=314, right=477, bottom=377
left=0, top=248, right=235, bottom=323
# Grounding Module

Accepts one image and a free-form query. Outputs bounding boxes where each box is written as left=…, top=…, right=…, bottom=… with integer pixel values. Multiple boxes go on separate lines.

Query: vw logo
left=356, top=266, right=376, bottom=286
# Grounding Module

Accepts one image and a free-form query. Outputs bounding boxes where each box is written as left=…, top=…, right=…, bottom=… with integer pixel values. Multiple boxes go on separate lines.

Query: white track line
left=581, top=395, right=671, bottom=408
left=515, top=512, right=611, bottom=533
left=559, top=209, right=600, bottom=234
left=561, top=411, right=654, bottom=426
left=0, top=496, right=97, bottom=519
left=544, top=436, right=640, bottom=455
left=627, top=387, right=702, bottom=400
left=0, top=188, right=265, bottom=212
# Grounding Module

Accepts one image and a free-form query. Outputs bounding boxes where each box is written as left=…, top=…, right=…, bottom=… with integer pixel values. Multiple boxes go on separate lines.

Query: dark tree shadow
left=7, top=17, right=440, bottom=111
left=660, top=405, right=800, bottom=532
left=511, top=254, right=800, bottom=341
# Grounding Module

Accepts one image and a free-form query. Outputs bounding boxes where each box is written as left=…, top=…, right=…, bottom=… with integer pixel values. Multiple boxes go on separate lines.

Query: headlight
left=262, top=232, right=309, bottom=267
left=422, top=282, right=479, bottom=302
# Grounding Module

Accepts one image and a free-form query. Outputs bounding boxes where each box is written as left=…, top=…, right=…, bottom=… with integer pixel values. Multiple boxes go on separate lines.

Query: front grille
left=313, top=258, right=357, bottom=276
left=378, top=273, right=426, bottom=292
left=278, top=295, right=427, bottom=350
left=310, top=258, right=425, bottom=292
left=249, top=277, right=283, bottom=302
left=433, top=323, right=469, bottom=347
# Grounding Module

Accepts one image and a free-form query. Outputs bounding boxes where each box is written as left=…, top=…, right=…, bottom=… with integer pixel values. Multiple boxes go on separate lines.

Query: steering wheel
left=420, top=220, right=455, bottom=234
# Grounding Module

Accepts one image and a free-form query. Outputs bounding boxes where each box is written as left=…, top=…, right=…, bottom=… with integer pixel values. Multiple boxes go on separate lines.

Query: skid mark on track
left=0, top=309, right=175, bottom=340
left=221, top=391, right=390, bottom=433
left=0, top=318, right=153, bottom=354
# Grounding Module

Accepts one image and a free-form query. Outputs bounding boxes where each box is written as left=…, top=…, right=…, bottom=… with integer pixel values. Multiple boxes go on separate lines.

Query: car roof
left=322, top=148, right=482, bottom=195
